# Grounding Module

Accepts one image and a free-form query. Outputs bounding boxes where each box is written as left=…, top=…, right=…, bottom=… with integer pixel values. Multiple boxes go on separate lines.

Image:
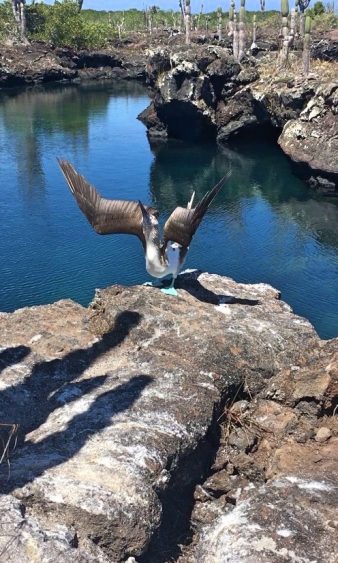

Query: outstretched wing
left=163, top=174, right=229, bottom=249
left=58, top=159, right=157, bottom=247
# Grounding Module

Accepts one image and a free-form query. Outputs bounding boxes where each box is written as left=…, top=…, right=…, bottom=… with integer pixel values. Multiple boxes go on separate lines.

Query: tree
left=313, top=1, right=325, bottom=13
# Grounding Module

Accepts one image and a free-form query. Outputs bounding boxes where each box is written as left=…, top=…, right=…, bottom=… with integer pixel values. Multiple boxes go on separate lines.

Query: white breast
left=165, top=243, right=181, bottom=275
left=145, top=241, right=183, bottom=279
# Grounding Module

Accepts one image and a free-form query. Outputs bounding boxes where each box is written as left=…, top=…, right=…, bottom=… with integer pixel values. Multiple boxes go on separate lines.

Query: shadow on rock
left=0, top=346, right=30, bottom=375
left=174, top=271, right=260, bottom=306
left=1, top=373, right=153, bottom=494
left=0, top=311, right=142, bottom=446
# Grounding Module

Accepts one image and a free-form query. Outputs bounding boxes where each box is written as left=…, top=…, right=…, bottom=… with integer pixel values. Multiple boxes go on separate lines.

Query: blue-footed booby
left=58, top=159, right=228, bottom=296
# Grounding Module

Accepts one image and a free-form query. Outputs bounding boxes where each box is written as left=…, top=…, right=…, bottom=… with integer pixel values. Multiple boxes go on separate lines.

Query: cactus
left=185, top=0, right=191, bottom=45
left=303, top=14, right=312, bottom=75
left=228, top=0, right=235, bottom=37
left=260, top=0, right=265, bottom=10
left=290, top=8, right=296, bottom=43
left=278, top=0, right=291, bottom=66
left=233, top=11, right=239, bottom=61
left=238, top=0, right=246, bottom=61
left=250, top=13, right=257, bottom=50
left=217, top=7, right=223, bottom=41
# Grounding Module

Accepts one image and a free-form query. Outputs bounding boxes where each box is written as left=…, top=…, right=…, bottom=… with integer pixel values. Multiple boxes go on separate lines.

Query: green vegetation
left=0, top=0, right=336, bottom=49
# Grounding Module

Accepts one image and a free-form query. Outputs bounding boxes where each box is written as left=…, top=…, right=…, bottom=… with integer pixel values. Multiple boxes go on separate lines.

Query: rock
left=263, top=338, right=337, bottom=411
left=203, top=470, right=233, bottom=496
left=312, top=39, right=338, bottom=62
left=191, top=495, right=230, bottom=527
left=0, top=271, right=321, bottom=561
left=0, top=494, right=109, bottom=562
left=278, top=84, right=338, bottom=194
left=266, top=438, right=338, bottom=481
left=229, top=400, right=249, bottom=415
left=216, top=89, right=259, bottom=142
left=192, top=476, right=338, bottom=562
left=0, top=43, right=148, bottom=89
left=138, top=102, right=168, bottom=140
left=315, top=427, right=332, bottom=443
left=250, top=400, right=297, bottom=435
left=228, top=427, right=257, bottom=452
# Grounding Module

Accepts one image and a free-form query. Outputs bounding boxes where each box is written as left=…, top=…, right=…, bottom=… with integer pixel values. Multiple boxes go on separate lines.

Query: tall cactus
left=250, top=13, right=257, bottom=50
left=185, top=0, right=191, bottom=45
left=238, top=0, right=246, bottom=61
left=298, top=0, right=310, bottom=37
left=303, top=14, right=312, bottom=75
left=279, top=0, right=291, bottom=66
left=12, top=0, right=27, bottom=42
left=217, top=7, right=223, bottom=40
left=290, top=8, right=296, bottom=43
left=228, top=0, right=235, bottom=37
left=233, top=11, right=239, bottom=61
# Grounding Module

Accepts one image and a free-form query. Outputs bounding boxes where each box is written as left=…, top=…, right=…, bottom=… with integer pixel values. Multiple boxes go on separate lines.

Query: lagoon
left=0, top=80, right=337, bottom=338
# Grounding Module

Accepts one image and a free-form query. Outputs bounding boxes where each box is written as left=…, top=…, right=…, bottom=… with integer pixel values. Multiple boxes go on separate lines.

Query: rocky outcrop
left=0, top=43, right=147, bottom=87
left=278, top=82, right=338, bottom=194
left=180, top=334, right=338, bottom=562
left=0, top=271, right=337, bottom=562
left=139, top=46, right=338, bottom=194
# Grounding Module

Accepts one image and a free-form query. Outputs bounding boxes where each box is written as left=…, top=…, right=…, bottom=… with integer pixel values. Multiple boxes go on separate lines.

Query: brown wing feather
left=58, top=159, right=157, bottom=247
left=163, top=174, right=229, bottom=248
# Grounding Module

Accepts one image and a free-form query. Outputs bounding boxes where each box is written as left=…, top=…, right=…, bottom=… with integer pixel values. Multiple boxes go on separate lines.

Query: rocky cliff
left=139, top=46, right=338, bottom=194
left=0, top=271, right=337, bottom=562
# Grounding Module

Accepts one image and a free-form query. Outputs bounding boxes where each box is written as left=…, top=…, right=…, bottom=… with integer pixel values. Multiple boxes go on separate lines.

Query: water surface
left=0, top=81, right=337, bottom=339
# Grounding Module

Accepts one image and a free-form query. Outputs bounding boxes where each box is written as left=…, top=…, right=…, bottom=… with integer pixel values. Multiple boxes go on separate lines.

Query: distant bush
left=24, top=0, right=113, bottom=49
left=0, top=0, right=16, bottom=40
left=313, top=1, right=325, bottom=15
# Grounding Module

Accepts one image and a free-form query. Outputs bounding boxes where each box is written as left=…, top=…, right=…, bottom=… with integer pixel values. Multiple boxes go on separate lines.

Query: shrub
left=0, top=0, right=17, bottom=40
left=313, top=1, right=325, bottom=15
left=23, top=0, right=107, bottom=49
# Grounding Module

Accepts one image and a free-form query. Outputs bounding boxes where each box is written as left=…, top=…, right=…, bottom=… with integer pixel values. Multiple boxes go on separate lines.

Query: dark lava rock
left=278, top=83, right=338, bottom=194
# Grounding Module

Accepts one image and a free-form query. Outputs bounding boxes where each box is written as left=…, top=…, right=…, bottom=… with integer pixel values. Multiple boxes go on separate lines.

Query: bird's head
left=138, top=201, right=159, bottom=242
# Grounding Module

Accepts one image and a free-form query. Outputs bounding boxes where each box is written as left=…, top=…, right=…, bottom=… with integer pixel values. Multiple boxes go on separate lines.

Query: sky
left=39, top=0, right=282, bottom=12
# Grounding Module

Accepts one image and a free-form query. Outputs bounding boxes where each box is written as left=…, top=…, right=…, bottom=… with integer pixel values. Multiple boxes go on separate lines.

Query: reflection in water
left=0, top=81, right=337, bottom=339
left=0, top=81, right=145, bottom=200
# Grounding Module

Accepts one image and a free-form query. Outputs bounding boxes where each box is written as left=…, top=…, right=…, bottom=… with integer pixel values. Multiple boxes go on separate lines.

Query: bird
left=57, top=159, right=228, bottom=296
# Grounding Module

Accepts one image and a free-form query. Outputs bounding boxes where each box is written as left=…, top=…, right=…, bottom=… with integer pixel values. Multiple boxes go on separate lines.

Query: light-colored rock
left=0, top=494, right=109, bottom=562
left=193, top=476, right=338, bottom=563
left=315, top=427, right=332, bottom=443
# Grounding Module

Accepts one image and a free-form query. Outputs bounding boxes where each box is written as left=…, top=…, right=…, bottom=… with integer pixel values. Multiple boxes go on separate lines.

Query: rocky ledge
left=0, top=271, right=337, bottom=562
left=0, top=42, right=147, bottom=87
left=139, top=46, right=338, bottom=194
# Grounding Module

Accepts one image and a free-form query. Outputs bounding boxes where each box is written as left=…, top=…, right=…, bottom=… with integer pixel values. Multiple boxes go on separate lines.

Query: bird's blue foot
left=160, top=287, right=178, bottom=297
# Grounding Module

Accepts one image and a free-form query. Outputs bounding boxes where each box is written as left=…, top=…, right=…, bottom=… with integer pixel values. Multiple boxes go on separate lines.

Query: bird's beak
left=138, top=201, right=152, bottom=229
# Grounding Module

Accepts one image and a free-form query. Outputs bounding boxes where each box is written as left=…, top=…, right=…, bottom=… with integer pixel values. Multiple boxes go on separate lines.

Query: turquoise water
left=0, top=81, right=337, bottom=339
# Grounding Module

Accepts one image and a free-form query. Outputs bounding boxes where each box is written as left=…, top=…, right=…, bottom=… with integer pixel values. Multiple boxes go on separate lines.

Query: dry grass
left=0, top=423, right=19, bottom=475
left=252, top=51, right=338, bottom=95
